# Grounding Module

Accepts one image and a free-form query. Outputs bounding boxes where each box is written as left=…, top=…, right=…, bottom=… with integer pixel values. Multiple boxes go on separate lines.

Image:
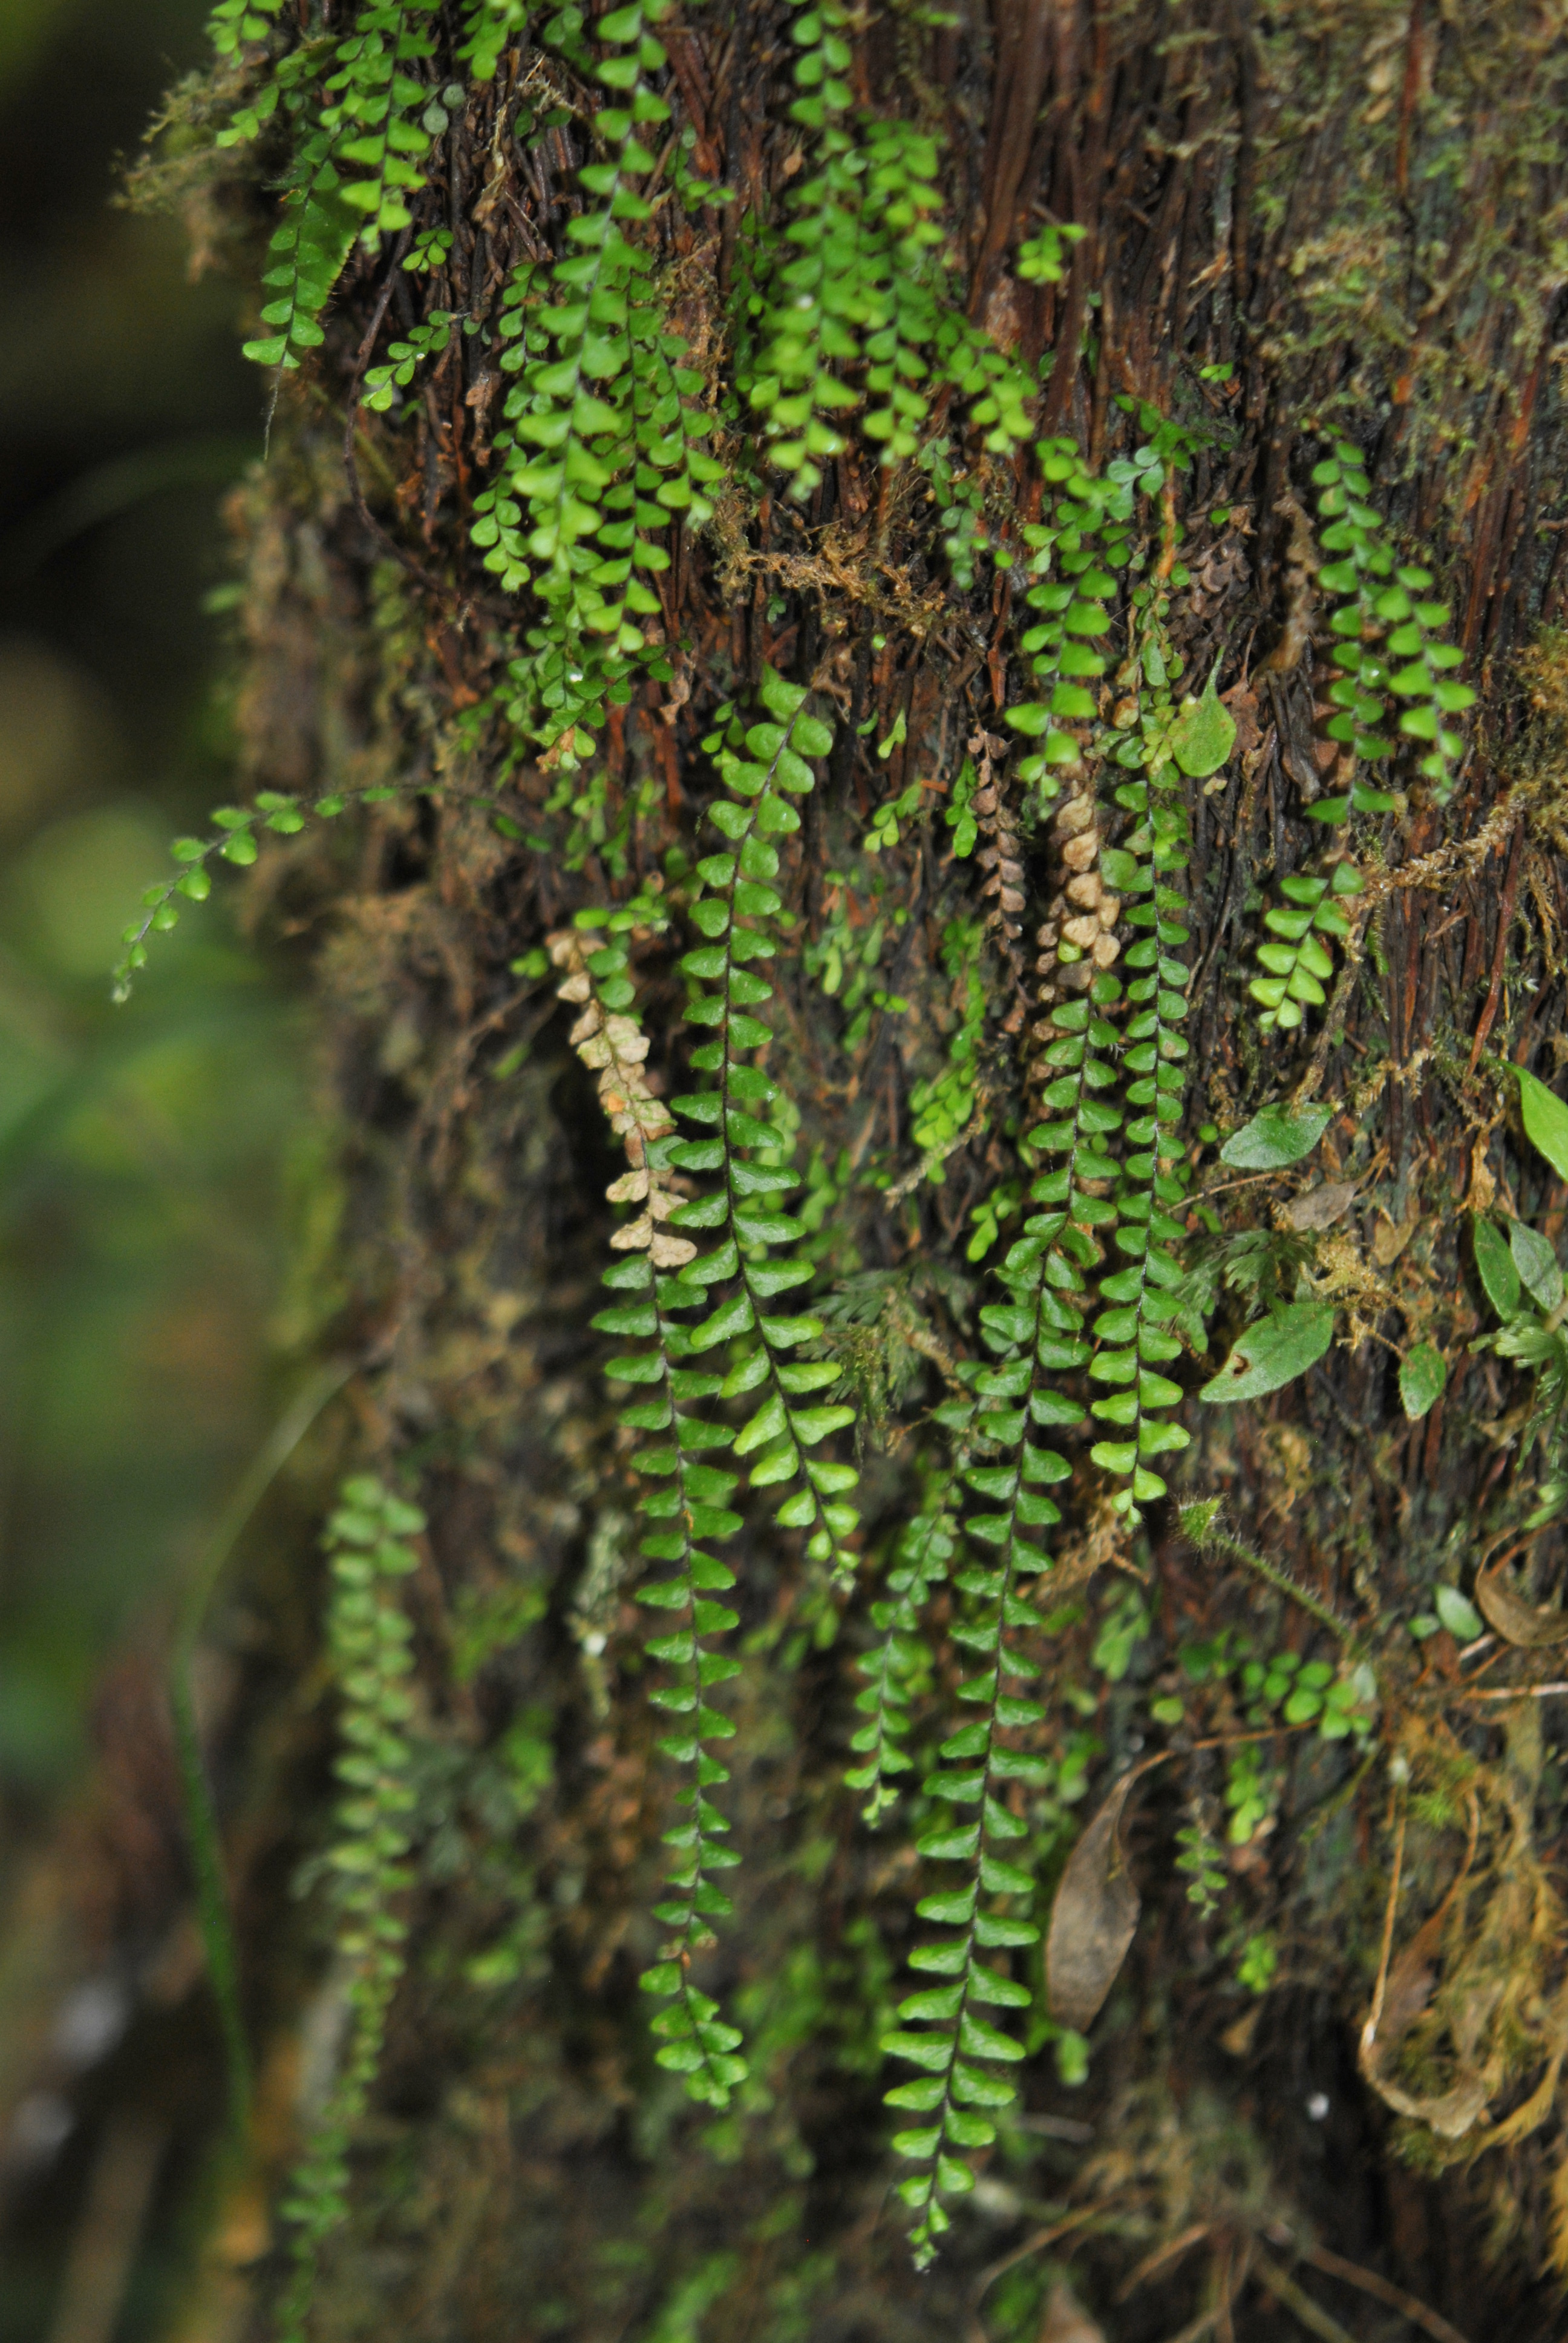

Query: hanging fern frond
left=845, top=1477, right=961, bottom=1826
left=327, top=1, right=443, bottom=248
left=1249, top=439, right=1475, bottom=1032
left=1084, top=589, right=1200, bottom=1521
left=736, top=0, right=1033, bottom=502
left=553, top=908, right=750, bottom=2109
left=208, top=0, right=287, bottom=58
left=881, top=1209, right=1082, bottom=2264
left=1005, top=438, right=1134, bottom=797
left=276, top=1476, right=423, bottom=2342
left=224, top=1, right=445, bottom=371
left=113, top=772, right=527, bottom=1000
left=362, top=305, right=457, bottom=411
left=473, top=3, right=724, bottom=756
left=662, top=671, right=860, bottom=1571
left=242, top=131, right=361, bottom=370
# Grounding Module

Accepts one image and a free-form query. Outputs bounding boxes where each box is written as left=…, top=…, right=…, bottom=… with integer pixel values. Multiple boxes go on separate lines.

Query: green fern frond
left=845, top=1481, right=961, bottom=1826
left=1004, top=436, right=1134, bottom=788
left=113, top=774, right=523, bottom=1000
left=226, top=1, right=445, bottom=371
left=737, top=7, right=1033, bottom=500
left=552, top=911, right=751, bottom=2109
left=243, top=133, right=361, bottom=370
left=327, top=2, right=443, bottom=246
left=207, top=0, right=287, bottom=58
left=661, top=672, right=859, bottom=1573
left=276, top=1476, right=424, bottom=2343
left=1080, top=592, right=1197, bottom=1519
left=881, top=1216, right=1080, bottom=2263
left=472, top=5, right=724, bottom=754
left=1250, top=441, right=1475, bottom=1031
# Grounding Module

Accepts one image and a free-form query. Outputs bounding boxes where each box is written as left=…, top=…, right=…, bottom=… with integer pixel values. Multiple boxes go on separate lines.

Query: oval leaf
left=1399, top=1342, right=1447, bottom=1421
left=1509, top=1217, right=1564, bottom=1315
left=1518, top=1064, right=1568, bottom=1185
left=1282, top=1178, right=1358, bottom=1232
left=1218, top=1101, right=1333, bottom=1172
left=1475, top=1558, right=1568, bottom=1649
left=1199, top=1302, right=1334, bottom=1404
left=1473, top=1216, right=1521, bottom=1323
left=1432, top=1582, right=1485, bottom=1643
left=1169, top=668, right=1237, bottom=779
left=1047, top=1767, right=1148, bottom=2033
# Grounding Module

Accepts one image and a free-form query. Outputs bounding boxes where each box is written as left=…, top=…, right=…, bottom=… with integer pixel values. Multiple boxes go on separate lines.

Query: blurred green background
left=0, top=0, right=296, bottom=1822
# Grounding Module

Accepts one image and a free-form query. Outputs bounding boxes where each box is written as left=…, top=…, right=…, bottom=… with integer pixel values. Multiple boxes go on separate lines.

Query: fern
left=882, top=1211, right=1080, bottom=2264
left=878, top=933, right=1158, bottom=2246
left=844, top=1478, right=961, bottom=1826
left=362, top=305, right=457, bottom=411
left=1080, top=588, right=1200, bottom=1519
left=220, top=1, right=444, bottom=371
left=736, top=2, right=1033, bottom=499
left=663, top=672, right=860, bottom=1573
left=243, top=131, right=361, bottom=372
left=558, top=678, right=866, bottom=2106
left=276, top=1476, right=423, bottom=2342
left=1249, top=440, right=1475, bottom=1031
left=458, top=0, right=531, bottom=81
left=549, top=901, right=690, bottom=1270
left=1005, top=437, right=1134, bottom=792
left=472, top=4, right=724, bottom=756
left=554, top=913, right=748, bottom=2106
left=903, top=919, right=988, bottom=1185
left=328, top=2, right=443, bottom=247
left=208, top=0, right=287, bottom=56
left=113, top=773, right=524, bottom=1000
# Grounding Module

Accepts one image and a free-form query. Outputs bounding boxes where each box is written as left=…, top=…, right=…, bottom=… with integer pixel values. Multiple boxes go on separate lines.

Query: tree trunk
left=18, top=3, right=1568, bottom=2338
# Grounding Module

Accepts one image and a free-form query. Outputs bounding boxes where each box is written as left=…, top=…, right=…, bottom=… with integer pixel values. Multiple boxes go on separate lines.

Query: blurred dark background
left=0, top=0, right=293, bottom=1804
left=0, top=10, right=299, bottom=2329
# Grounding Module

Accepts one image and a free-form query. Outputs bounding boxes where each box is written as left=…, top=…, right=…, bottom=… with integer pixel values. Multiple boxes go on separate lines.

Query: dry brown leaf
left=1475, top=1559, right=1568, bottom=1648
left=1360, top=1873, right=1492, bottom=2140
left=1220, top=679, right=1263, bottom=760
left=1047, top=1764, right=1154, bottom=2032
left=1282, top=1179, right=1359, bottom=1231
left=1371, top=1211, right=1420, bottom=1266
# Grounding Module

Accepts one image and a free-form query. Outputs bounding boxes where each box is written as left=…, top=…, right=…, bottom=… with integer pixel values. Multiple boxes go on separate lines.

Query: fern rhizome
left=123, top=0, right=1568, bottom=2325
